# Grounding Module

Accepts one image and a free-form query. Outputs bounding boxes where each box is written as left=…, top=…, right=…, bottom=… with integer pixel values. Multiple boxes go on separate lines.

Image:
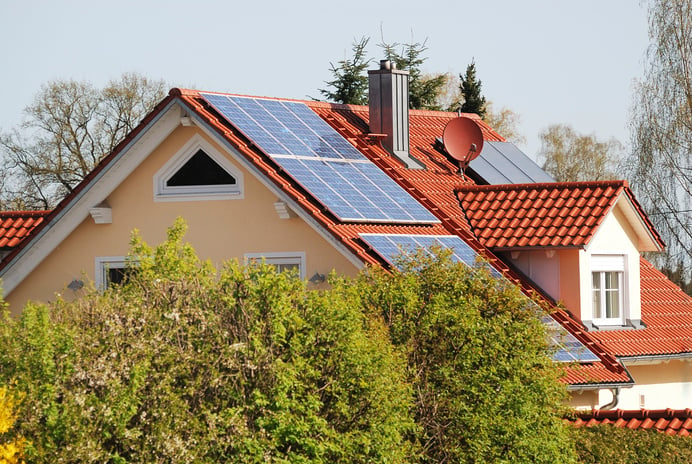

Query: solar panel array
left=201, top=93, right=439, bottom=224
left=359, top=232, right=600, bottom=363
left=469, top=141, right=555, bottom=185
left=359, top=233, right=480, bottom=267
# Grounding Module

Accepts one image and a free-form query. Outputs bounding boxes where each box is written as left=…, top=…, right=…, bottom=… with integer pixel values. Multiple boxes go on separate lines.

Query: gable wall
left=5, top=125, right=360, bottom=314
left=582, top=206, right=642, bottom=323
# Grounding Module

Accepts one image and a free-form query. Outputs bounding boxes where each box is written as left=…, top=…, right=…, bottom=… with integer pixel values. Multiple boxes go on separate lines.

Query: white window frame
left=590, top=254, right=627, bottom=326
left=244, top=252, right=306, bottom=279
left=154, top=134, right=243, bottom=202
left=95, top=256, right=132, bottom=290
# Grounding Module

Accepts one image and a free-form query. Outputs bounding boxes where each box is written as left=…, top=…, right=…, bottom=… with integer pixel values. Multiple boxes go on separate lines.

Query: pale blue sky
left=0, top=0, right=649, bottom=159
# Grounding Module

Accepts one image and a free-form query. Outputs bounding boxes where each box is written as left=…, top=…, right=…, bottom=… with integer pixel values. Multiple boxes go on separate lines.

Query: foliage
left=627, top=0, right=692, bottom=290
left=572, top=425, right=692, bottom=463
left=348, top=249, right=576, bottom=464
left=458, top=60, right=487, bottom=118
left=0, top=386, right=26, bottom=464
left=319, top=37, right=371, bottom=105
left=379, top=39, right=447, bottom=111
left=538, top=124, right=623, bottom=182
left=0, top=218, right=414, bottom=463
left=0, top=73, right=167, bottom=210
left=483, top=102, right=526, bottom=145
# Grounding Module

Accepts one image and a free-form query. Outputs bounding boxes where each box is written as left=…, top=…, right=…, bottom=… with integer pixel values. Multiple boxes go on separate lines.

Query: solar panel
left=542, top=315, right=601, bottom=363
left=359, top=233, right=481, bottom=268
left=359, top=232, right=600, bottom=363
left=202, top=94, right=438, bottom=223
left=469, top=141, right=555, bottom=184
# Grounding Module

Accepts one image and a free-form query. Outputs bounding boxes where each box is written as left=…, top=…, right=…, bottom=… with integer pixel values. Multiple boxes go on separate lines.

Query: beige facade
left=5, top=123, right=360, bottom=315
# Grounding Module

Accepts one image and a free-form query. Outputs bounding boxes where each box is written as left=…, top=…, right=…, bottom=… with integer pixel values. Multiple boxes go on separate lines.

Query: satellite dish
left=442, top=116, right=484, bottom=171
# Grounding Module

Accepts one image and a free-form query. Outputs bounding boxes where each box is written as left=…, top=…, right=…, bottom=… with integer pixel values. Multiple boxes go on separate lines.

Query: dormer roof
left=457, top=181, right=665, bottom=251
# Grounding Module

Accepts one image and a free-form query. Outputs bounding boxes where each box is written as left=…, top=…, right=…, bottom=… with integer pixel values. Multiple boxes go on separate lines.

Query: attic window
left=591, top=255, right=627, bottom=326
left=154, top=134, right=243, bottom=202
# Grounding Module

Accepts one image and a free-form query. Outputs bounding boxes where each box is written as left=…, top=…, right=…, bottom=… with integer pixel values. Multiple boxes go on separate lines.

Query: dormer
left=457, top=181, right=665, bottom=330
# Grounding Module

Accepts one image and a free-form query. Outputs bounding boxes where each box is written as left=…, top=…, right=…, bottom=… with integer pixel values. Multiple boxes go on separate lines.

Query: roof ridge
left=0, top=210, right=51, bottom=217
left=457, top=180, right=628, bottom=192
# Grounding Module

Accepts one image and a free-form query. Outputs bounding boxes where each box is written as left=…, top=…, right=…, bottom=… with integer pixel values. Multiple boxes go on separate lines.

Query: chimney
left=368, top=60, right=422, bottom=169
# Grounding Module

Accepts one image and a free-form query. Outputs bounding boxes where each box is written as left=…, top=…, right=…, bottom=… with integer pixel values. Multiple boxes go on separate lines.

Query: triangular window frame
left=154, top=134, right=244, bottom=202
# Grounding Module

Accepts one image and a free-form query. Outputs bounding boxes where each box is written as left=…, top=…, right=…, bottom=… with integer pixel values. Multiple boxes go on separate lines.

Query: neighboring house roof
left=0, top=89, right=665, bottom=387
left=589, top=258, right=692, bottom=358
left=0, top=211, right=50, bottom=250
left=456, top=181, right=665, bottom=250
left=571, top=408, right=692, bottom=436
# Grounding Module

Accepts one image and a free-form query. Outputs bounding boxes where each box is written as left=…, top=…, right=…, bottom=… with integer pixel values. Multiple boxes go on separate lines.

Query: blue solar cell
left=359, top=233, right=484, bottom=268
left=202, top=93, right=439, bottom=223
left=541, top=315, right=600, bottom=363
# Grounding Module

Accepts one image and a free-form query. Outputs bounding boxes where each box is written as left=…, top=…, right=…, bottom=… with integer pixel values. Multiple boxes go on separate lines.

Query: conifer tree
left=319, top=37, right=371, bottom=105
left=379, top=39, right=447, bottom=110
left=458, top=60, right=487, bottom=118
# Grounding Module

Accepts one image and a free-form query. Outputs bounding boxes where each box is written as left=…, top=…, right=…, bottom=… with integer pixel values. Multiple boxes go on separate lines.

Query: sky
left=0, top=0, right=650, bottom=160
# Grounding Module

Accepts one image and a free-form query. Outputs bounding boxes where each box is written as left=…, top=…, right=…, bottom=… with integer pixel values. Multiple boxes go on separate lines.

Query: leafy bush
left=347, top=249, right=576, bottom=464
left=0, top=219, right=414, bottom=463
left=0, top=219, right=575, bottom=463
left=0, top=386, right=26, bottom=464
left=572, top=425, right=692, bottom=464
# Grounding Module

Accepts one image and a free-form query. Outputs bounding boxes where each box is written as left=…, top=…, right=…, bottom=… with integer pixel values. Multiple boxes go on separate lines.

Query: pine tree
left=319, top=37, right=371, bottom=105
left=459, top=60, right=487, bottom=117
left=379, top=39, right=447, bottom=110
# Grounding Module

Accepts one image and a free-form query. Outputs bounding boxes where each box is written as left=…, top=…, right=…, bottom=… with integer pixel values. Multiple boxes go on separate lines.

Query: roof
left=588, top=258, right=692, bottom=358
left=457, top=181, right=664, bottom=250
left=0, top=211, right=50, bottom=250
left=571, top=408, right=692, bottom=436
left=0, top=89, right=651, bottom=386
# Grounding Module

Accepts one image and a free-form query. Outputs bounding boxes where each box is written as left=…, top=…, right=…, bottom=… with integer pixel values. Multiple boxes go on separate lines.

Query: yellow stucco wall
left=5, top=125, right=360, bottom=314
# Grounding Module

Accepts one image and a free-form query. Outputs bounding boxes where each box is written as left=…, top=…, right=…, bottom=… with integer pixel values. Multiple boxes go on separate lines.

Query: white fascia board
left=0, top=102, right=183, bottom=296
left=188, top=112, right=365, bottom=271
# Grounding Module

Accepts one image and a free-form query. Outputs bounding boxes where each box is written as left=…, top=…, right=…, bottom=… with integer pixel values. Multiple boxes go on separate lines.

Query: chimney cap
left=379, top=59, right=396, bottom=70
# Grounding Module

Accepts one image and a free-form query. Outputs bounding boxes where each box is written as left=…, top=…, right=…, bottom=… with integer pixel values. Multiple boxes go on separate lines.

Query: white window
left=154, top=135, right=243, bottom=202
left=244, top=252, right=305, bottom=279
left=95, top=256, right=135, bottom=290
left=591, top=255, right=626, bottom=325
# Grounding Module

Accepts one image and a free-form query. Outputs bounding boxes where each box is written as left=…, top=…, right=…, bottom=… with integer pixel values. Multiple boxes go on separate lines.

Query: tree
left=483, top=101, right=526, bottom=145
left=350, top=249, right=576, bottom=464
left=538, top=124, right=623, bottom=182
left=627, top=0, right=692, bottom=289
left=458, top=60, right=487, bottom=118
left=319, top=37, right=371, bottom=105
left=379, top=39, right=447, bottom=111
left=0, top=73, right=167, bottom=210
left=0, top=219, right=415, bottom=463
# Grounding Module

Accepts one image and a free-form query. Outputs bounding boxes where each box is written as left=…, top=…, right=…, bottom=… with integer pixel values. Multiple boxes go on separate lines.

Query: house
left=1, top=60, right=691, bottom=416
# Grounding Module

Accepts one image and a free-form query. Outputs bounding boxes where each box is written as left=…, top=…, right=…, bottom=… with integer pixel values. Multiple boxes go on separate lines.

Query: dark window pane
left=108, top=266, right=136, bottom=287
left=167, top=150, right=236, bottom=186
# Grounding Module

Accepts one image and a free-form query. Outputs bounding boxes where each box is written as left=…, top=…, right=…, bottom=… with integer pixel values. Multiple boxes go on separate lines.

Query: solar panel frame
left=469, top=141, right=555, bottom=185
left=201, top=93, right=439, bottom=224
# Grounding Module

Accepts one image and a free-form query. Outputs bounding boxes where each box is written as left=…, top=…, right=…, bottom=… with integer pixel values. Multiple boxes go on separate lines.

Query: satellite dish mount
left=442, top=116, right=485, bottom=174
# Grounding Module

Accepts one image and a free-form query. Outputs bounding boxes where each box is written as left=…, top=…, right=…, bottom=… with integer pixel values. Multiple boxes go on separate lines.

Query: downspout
left=600, top=387, right=620, bottom=411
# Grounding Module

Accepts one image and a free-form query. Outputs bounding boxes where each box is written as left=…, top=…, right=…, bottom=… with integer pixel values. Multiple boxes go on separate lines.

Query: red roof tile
left=570, top=408, right=692, bottom=436
left=456, top=182, right=656, bottom=249
left=0, top=211, right=49, bottom=249
left=589, top=258, right=692, bottom=357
